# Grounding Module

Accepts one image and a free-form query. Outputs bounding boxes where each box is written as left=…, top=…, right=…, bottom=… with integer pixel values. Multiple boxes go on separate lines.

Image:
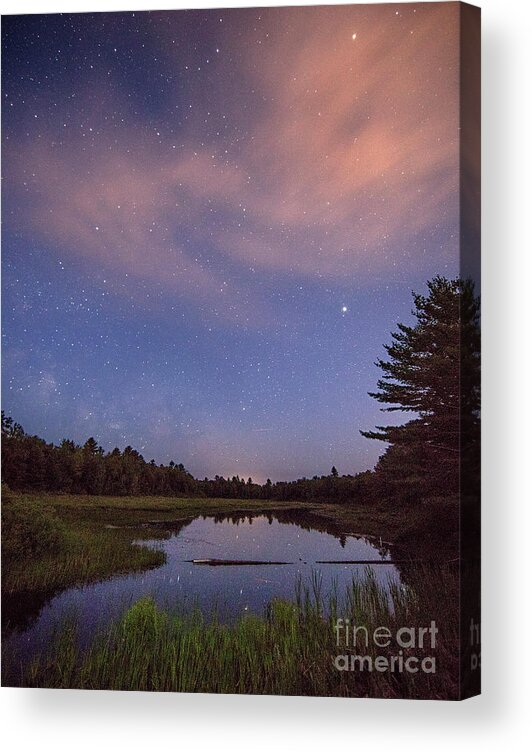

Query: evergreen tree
left=362, top=277, right=480, bottom=496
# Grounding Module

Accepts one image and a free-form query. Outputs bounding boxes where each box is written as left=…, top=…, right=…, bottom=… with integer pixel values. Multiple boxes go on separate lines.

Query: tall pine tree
left=362, top=277, right=480, bottom=497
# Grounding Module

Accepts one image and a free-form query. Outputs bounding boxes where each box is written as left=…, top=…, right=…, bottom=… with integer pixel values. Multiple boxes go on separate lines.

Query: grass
left=2, top=490, right=463, bottom=697
left=2, top=489, right=456, bottom=597
left=1, top=491, right=311, bottom=598
left=6, top=566, right=460, bottom=699
left=2, top=492, right=163, bottom=598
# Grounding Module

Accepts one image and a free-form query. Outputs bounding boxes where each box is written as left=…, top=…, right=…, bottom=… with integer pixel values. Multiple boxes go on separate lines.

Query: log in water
left=188, top=559, right=291, bottom=566
left=187, top=558, right=406, bottom=566
left=316, top=560, right=417, bottom=564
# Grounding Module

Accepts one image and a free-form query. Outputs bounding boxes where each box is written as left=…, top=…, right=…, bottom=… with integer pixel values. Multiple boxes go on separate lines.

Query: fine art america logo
left=333, top=619, right=438, bottom=674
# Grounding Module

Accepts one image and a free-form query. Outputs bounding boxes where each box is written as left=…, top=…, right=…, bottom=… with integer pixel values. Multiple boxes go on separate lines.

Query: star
left=2, top=4, right=463, bottom=485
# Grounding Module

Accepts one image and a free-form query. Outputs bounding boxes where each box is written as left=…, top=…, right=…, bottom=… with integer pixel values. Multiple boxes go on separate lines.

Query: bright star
left=341, top=305, right=348, bottom=313
left=352, top=33, right=357, bottom=40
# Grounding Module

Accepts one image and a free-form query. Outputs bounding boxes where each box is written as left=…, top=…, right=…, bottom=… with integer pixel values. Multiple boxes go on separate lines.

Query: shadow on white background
left=2, top=1, right=531, bottom=749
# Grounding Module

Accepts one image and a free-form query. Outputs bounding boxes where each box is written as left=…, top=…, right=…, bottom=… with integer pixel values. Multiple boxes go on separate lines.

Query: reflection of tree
left=1, top=275, right=479, bottom=573
left=2, top=587, right=59, bottom=637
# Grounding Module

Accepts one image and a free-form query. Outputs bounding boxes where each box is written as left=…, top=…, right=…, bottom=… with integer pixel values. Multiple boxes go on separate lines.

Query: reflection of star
left=352, top=33, right=357, bottom=40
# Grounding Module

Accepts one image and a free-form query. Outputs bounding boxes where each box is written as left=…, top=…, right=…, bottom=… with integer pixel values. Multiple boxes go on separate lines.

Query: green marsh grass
left=1, top=491, right=311, bottom=597
left=2, top=490, right=453, bottom=599
left=11, top=566, right=459, bottom=699
left=2, top=494, right=166, bottom=597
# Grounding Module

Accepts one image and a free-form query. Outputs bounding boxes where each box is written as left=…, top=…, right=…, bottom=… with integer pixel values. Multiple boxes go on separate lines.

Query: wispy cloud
left=4, top=3, right=460, bottom=323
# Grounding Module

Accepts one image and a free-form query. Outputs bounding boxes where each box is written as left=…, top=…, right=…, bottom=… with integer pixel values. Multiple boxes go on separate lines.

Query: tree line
left=1, top=414, right=378, bottom=502
left=2, top=277, right=480, bottom=506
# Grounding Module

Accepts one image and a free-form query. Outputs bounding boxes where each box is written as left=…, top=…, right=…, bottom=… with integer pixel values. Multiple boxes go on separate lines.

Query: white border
left=1, top=1, right=531, bottom=750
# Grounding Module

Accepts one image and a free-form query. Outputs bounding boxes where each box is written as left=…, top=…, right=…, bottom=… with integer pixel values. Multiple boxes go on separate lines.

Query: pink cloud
left=5, top=3, right=461, bottom=322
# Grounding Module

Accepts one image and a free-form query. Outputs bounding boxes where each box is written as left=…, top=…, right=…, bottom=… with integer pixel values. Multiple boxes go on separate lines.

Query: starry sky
left=2, top=3, right=462, bottom=483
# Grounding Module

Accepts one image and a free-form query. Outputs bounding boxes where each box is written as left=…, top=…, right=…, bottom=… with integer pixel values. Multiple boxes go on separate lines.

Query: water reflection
left=3, top=513, right=400, bottom=672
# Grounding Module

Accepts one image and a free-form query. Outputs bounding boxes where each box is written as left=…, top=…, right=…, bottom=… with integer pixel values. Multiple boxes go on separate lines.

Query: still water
left=4, top=513, right=400, bottom=669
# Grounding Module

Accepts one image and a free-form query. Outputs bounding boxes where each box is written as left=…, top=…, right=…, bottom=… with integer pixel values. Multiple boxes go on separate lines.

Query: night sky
left=2, top=3, right=461, bottom=483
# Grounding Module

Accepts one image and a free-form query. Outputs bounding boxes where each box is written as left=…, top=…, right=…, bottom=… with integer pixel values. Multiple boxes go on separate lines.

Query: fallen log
left=188, top=558, right=291, bottom=566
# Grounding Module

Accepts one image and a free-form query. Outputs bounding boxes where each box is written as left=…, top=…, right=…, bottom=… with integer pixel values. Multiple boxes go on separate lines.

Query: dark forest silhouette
left=2, top=277, right=480, bottom=506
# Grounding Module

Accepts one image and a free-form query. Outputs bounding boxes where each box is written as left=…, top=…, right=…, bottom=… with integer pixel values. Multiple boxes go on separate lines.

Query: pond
left=3, top=512, right=401, bottom=673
